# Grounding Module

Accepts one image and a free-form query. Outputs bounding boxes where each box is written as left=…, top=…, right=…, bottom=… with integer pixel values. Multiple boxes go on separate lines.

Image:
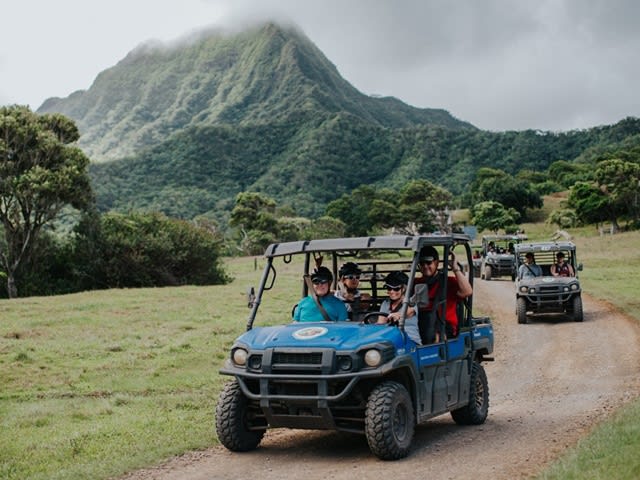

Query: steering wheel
left=361, top=311, right=387, bottom=325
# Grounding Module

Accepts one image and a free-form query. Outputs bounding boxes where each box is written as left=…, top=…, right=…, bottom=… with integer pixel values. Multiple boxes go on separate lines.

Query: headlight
left=570, top=284, right=579, bottom=291
left=519, top=286, right=528, bottom=293
left=563, top=286, right=569, bottom=292
left=528, top=288, right=536, bottom=294
left=364, top=349, right=382, bottom=367
left=232, top=348, right=248, bottom=366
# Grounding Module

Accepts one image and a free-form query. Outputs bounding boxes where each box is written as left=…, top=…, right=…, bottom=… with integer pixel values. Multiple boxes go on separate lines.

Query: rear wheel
left=451, top=362, right=489, bottom=425
left=572, top=295, right=584, bottom=322
left=215, top=380, right=265, bottom=452
left=365, top=381, right=415, bottom=460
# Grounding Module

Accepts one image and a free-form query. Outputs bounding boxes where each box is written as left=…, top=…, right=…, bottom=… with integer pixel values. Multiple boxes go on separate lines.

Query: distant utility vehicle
left=514, top=241, right=583, bottom=324
left=215, top=235, right=494, bottom=460
left=480, top=234, right=527, bottom=281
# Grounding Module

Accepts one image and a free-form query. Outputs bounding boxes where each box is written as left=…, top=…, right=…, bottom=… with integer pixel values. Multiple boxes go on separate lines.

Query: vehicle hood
left=517, top=276, right=579, bottom=287
left=234, top=322, right=408, bottom=351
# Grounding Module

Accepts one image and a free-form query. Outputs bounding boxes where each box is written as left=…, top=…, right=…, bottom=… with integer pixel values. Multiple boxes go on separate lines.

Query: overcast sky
left=2, top=0, right=639, bottom=132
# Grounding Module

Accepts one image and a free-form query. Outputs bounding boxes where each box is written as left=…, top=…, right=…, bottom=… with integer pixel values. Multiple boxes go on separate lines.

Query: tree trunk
left=611, top=218, right=620, bottom=234
left=7, top=273, right=17, bottom=299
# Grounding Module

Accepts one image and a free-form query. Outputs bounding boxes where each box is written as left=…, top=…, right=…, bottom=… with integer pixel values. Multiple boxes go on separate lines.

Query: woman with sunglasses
left=293, top=266, right=349, bottom=322
left=376, top=271, right=421, bottom=344
left=335, top=262, right=372, bottom=320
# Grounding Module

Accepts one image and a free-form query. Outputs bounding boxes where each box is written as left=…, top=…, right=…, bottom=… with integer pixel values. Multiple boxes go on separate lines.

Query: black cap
left=339, top=262, right=361, bottom=277
left=383, top=271, right=409, bottom=287
left=311, top=266, right=333, bottom=283
left=419, top=245, right=439, bottom=263
left=556, top=252, right=565, bottom=258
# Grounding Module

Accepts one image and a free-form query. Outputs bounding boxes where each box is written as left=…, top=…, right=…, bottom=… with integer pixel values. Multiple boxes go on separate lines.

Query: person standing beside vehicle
left=293, top=267, right=348, bottom=322
left=551, top=252, right=574, bottom=277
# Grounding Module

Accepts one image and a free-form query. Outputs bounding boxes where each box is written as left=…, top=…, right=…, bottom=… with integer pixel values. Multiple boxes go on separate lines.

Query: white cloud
left=1, top=0, right=638, bottom=131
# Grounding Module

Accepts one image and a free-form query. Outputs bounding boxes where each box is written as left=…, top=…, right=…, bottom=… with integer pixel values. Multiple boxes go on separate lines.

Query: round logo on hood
left=292, top=326, right=328, bottom=340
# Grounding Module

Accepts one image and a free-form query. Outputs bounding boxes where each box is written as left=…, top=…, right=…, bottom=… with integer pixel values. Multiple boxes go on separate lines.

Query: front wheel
left=451, top=362, right=489, bottom=425
left=365, top=381, right=415, bottom=460
left=483, top=265, right=492, bottom=281
left=215, top=380, right=265, bottom=452
left=572, top=295, right=584, bottom=322
left=517, top=297, right=528, bottom=324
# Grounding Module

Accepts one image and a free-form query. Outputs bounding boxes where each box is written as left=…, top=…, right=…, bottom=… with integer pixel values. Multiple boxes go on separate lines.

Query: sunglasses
left=385, top=285, right=402, bottom=292
left=312, top=278, right=329, bottom=285
left=343, top=275, right=360, bottom=280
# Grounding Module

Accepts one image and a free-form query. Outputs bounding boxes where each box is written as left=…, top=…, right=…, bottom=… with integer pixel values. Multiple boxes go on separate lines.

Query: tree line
left=1, top=106, right=639, bottom=297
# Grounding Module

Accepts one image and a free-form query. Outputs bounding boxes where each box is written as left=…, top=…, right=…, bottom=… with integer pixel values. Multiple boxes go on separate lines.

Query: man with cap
left=293, top=266, right=349, bottom=322
left=334, top=262, right=372, bottom=320
left=551, top=251, right=574, bottom=277
left=414, top=245, right=472, bottom=343
left=518, top=252, right=542, bottom=279
left=376, top=271, right=421, bottom=344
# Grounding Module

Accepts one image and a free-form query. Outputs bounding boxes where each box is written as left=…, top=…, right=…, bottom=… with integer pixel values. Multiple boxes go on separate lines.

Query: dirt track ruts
left=120, top=278, right=640, bottom=480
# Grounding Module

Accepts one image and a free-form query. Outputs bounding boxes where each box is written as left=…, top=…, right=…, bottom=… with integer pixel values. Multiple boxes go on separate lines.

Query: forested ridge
left=90, top=114, right=640, bottom=221
left=37, top=22, right=640, bottom=224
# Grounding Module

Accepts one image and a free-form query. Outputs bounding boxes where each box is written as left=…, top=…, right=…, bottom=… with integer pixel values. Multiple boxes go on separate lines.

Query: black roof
left=514, top=241, right=576, bottom=254
left=263, top=234, right=471, bottom=258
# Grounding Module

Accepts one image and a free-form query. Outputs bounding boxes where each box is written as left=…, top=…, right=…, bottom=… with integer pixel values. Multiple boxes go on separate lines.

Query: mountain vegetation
left=37, top=22, right=640, bottom=226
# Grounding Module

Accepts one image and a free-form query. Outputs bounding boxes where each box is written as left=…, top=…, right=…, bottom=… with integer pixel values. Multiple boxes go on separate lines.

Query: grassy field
left=0, top=229, right=638, bottom=479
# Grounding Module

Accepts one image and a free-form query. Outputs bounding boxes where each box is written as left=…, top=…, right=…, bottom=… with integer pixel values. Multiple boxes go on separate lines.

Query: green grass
left=0, top=256, right=295, bottom=480
left=0, top=230, right=639, bottom=479
left=537, top=400, right=640, bottom=480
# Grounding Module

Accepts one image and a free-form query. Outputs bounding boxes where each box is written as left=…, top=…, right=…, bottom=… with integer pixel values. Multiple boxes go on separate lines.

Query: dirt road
left=121, top=279, right=640, bottom=480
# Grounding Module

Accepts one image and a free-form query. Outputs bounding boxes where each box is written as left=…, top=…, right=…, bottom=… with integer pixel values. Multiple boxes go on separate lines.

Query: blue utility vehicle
left=216, top=235, right=494, bottom=459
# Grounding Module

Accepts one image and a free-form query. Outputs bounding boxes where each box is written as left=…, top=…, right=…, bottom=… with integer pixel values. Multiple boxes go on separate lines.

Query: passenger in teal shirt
left=293, top=267, right=348, bottom=322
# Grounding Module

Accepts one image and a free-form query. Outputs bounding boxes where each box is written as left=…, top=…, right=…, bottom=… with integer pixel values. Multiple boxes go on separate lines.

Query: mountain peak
left=38, top=21, right=472, bottom=161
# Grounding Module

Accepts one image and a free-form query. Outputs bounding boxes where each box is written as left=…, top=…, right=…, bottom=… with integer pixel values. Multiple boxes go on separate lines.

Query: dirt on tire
left=120, top=279, right=640, bottom=480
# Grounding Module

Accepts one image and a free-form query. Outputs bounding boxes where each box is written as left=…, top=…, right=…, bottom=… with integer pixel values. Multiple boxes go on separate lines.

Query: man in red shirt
left=414, top=245, right=473, bottom=343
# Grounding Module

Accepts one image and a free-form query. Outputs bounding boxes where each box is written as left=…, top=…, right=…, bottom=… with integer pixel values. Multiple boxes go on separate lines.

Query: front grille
left=273, top=352, right=323, bottom=365
left=538, top=285, right=562, bottom=295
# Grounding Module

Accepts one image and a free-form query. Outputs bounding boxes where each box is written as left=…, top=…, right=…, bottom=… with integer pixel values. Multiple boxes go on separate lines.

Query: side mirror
left=577, top=263, right=583, bottom=271
left=247, top=286, right=256, bottom=308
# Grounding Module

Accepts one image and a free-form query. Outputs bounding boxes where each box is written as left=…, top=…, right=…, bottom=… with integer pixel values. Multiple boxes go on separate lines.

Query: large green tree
left=471, top=168, right=542, bottom=219
left=370, top=179, right=454, bottom=234
left=325, top=185, right=380, bottom=237
left=0, top=106, right=92, bottom=298
left=229, top=191, right=280, bottom=254
left=471, top=201, right=520, bottom=233
left=568, top=158, right=640, bottom=232
left=594, top=158, right=640, bottom=229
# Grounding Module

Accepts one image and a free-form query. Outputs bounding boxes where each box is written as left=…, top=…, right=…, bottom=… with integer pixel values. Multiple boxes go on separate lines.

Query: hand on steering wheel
left=361, top=311, right=387, bottom=325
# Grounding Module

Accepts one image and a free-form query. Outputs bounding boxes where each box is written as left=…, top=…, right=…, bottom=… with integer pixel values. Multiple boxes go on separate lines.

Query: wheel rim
left=392, top=402, right=409, bottom=442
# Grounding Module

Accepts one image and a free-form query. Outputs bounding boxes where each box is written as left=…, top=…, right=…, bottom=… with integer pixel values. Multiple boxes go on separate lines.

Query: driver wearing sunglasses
left=375, top=271, right=421, bottom=344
